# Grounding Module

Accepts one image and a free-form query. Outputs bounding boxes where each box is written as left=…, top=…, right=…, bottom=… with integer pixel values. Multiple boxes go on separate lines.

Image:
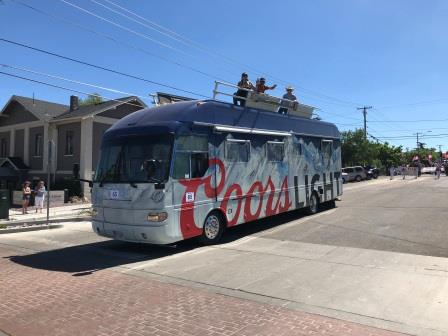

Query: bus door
left=171, top=135, right=214, bottom=238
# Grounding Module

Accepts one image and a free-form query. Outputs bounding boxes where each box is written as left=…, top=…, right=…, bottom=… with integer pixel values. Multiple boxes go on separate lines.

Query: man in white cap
left=283, top=86, right=297, bottom=101
left=279, top=86, right=297, bottom=114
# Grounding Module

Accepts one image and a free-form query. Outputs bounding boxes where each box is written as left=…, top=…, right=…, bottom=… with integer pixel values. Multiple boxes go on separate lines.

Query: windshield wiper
left=129, top=182, right=138, bottom=188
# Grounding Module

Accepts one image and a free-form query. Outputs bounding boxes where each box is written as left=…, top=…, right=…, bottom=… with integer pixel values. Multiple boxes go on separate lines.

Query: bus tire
left=199, top=211, right=225, bottom=245
left=307, top=192, right=320, bottom=215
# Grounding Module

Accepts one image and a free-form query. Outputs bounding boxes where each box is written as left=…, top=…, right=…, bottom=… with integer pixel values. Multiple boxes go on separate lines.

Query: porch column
left=43, top=122, right=49, bottom=173
left=49, top=124, right=58, bottom=177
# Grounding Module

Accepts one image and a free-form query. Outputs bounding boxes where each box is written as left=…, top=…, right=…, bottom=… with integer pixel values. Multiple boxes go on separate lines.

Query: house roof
left=1, top=95, right=68, bottom=120
left=52, top=96, right=146, bottom=121
left=0, top=157, right=29, bottom=171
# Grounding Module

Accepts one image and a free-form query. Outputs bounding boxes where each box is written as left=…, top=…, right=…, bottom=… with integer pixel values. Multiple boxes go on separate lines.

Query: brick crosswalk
left=0, top=246, right=408, bottom=336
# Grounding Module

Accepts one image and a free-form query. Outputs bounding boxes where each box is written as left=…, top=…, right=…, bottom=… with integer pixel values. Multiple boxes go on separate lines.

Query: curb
left=0, top=216, right=91, bottom=234
left=1, top=212, right=91, bottom=226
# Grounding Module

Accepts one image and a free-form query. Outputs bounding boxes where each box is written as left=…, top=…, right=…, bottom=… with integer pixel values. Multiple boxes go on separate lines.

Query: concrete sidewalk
left=0, top=203, right=92, bottom=229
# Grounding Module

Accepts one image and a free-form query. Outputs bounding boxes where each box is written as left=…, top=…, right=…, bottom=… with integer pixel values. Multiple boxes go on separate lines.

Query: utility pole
left=357, top=106, right=372, bottom=140
left=414, top=131, right=432, bottom=149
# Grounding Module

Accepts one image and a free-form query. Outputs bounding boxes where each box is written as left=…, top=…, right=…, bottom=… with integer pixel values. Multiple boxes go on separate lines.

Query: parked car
left=342, top=166, right=367, bottom=182
left=364, top=166, right=379, bottom=179
left=421, top=166, right=436, bottom=174
left=342, top=171, right=348, bottom=184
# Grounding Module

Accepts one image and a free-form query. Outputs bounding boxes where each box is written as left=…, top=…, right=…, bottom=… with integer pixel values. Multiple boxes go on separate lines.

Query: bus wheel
left=307, top=192, right=319, bottom=215
left=199, top=212, right=225, bottom=245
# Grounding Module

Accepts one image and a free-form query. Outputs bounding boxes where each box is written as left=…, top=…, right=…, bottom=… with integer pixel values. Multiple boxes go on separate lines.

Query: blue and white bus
left=91, top=84, right=342, bottom=244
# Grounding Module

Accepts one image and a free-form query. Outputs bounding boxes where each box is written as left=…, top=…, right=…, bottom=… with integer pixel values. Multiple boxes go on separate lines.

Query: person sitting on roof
left=233, top=72, right=255, bottom=107
left=279, top=86, right=297, bottom=114
left=256, top=77, right=277, bottom=94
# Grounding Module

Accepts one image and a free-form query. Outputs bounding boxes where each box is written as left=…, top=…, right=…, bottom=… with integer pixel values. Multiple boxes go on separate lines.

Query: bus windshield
left=95, top=134, right=173, bottom=183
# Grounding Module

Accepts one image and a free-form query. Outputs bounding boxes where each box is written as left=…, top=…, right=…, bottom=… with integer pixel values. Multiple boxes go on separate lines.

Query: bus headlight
left=147, top=212, right=168, bottom=222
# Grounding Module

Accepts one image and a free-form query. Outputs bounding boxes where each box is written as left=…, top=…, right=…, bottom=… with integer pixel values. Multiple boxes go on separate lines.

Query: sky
left=0, top=0, right=447, bottom=151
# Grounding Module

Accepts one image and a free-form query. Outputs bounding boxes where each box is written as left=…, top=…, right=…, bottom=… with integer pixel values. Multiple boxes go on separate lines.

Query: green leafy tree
left=79, top=93, right=103, bottom=106
left=341, top=129, right=402, bottom=170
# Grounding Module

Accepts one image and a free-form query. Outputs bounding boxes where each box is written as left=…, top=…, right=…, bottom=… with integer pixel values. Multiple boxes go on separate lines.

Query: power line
left=0, top=63, right=153, bottom=102
left=9, top=0, right=228, bottom=83
left=316, top=108, right=361, bottom=121
left=376, top=98, right=448, bottom=110
left=0, top=38, right=211, bottom=99
left=58, top=0, right=361, bottom=107
left=0, top=70, right=149, bottom=109
left=369, top=118, right=448, bottom=123
left=58, top=0, right=195, bottom=59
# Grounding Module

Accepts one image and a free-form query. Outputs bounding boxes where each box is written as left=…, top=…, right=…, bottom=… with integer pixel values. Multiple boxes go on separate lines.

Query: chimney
left=70, top=95, right=79, bottom=112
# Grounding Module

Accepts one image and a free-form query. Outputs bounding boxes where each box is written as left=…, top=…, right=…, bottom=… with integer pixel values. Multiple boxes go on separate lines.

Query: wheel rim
left=204, top=215, right=220, bottom=240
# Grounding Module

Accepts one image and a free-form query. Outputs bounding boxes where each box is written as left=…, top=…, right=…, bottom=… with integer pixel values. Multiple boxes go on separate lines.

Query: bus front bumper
left=92, top=220, right=179, bottom=245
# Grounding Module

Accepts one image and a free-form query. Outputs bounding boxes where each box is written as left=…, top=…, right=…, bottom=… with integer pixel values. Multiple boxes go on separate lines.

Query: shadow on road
left=7, top=205, right=334, bottom=274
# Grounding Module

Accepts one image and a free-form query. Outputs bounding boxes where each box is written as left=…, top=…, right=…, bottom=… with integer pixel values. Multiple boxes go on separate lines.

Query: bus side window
left=191, top=152, right=209, bottom=178
left=267, top=141, right=284, bottom=162
left=321, top=140, right=333, bottom=166
left=225, top=140, right=250, bottom=162
left=173, top=136, right=209, bottom=180
left=173, top=152, right=190, bottom=179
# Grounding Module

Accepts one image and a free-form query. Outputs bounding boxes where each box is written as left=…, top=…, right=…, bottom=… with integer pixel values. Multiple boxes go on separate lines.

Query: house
left=0, top=94, right=147, bottom=196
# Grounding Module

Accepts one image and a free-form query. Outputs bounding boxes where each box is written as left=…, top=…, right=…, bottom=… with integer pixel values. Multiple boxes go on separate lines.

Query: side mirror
left=73, top=163, right=93, bottom=187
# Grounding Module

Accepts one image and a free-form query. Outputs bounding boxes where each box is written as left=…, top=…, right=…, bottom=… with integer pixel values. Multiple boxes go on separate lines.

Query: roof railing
left=213, top=80, right=315, bottom=119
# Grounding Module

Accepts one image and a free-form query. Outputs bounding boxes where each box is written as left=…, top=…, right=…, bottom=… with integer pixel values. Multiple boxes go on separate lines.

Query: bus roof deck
left=105, top=96, right=340, bottom=142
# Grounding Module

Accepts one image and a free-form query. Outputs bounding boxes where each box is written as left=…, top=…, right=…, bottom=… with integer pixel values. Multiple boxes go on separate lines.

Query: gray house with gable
left=0, top=95, right=146, bottom=196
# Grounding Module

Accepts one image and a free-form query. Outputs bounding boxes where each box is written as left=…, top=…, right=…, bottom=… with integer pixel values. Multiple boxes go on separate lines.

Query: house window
left=65, top=130, right=74, bottom=155
left=225, top=140, right=250, bottom=162
left=267, top=141, right=284, bottom=162
left=0, top=139, right=7, bottom=157
left=34, top=134, right=43, bottom=157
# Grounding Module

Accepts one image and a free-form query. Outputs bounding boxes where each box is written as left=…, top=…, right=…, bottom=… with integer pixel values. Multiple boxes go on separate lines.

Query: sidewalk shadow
left=7, top=205, right=335, bottom=275
left=7, top=239, right=195, bottom=275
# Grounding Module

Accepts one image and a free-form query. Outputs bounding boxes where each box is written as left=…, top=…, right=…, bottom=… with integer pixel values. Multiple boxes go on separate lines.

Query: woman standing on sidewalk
left=34, top=181, right=46, bottom=213
left=22, top=181, right=31, bottom=214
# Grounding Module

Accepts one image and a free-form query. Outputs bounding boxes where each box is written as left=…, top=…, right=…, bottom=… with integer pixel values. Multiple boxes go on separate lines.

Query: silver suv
left=342, top=166, right=367, bottom=182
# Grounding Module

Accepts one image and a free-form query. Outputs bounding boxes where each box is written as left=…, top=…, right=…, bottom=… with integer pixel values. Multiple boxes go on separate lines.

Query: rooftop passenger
left=279, top=86, right=297, bottom=114
left=233, top=72, right=255, bottom=107
left=256, top=77, right=277, bottom=94
left=283, top=86, right=297, bottom=101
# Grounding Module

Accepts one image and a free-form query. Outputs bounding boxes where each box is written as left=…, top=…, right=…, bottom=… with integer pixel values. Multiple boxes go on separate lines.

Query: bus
left=91, top=84, right=342, bottom=245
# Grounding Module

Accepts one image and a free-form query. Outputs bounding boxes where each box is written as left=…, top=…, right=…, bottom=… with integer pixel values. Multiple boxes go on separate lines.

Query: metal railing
left=212, top=81, right=315, bottom=118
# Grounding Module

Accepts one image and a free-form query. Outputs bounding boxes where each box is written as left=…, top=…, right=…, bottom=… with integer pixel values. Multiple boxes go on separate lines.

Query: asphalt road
left=1, top=175, right=448, bottom=336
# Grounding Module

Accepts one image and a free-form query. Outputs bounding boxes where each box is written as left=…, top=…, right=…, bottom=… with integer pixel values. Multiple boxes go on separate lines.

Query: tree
left=341, top=128, right=402, bottom=169
left=79, top=93, right=103, bottom=106
left=341, top=129, right=374, bottom=166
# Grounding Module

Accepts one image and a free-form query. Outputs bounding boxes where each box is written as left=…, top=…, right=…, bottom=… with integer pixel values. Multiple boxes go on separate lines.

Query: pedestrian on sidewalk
left=34, top=180, right=46, bottom=213
left=435, top=164, right=441, bottom=180
left=389, top=167, right=394, bottom=180
left=22, top=181, right=31, bottom=214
